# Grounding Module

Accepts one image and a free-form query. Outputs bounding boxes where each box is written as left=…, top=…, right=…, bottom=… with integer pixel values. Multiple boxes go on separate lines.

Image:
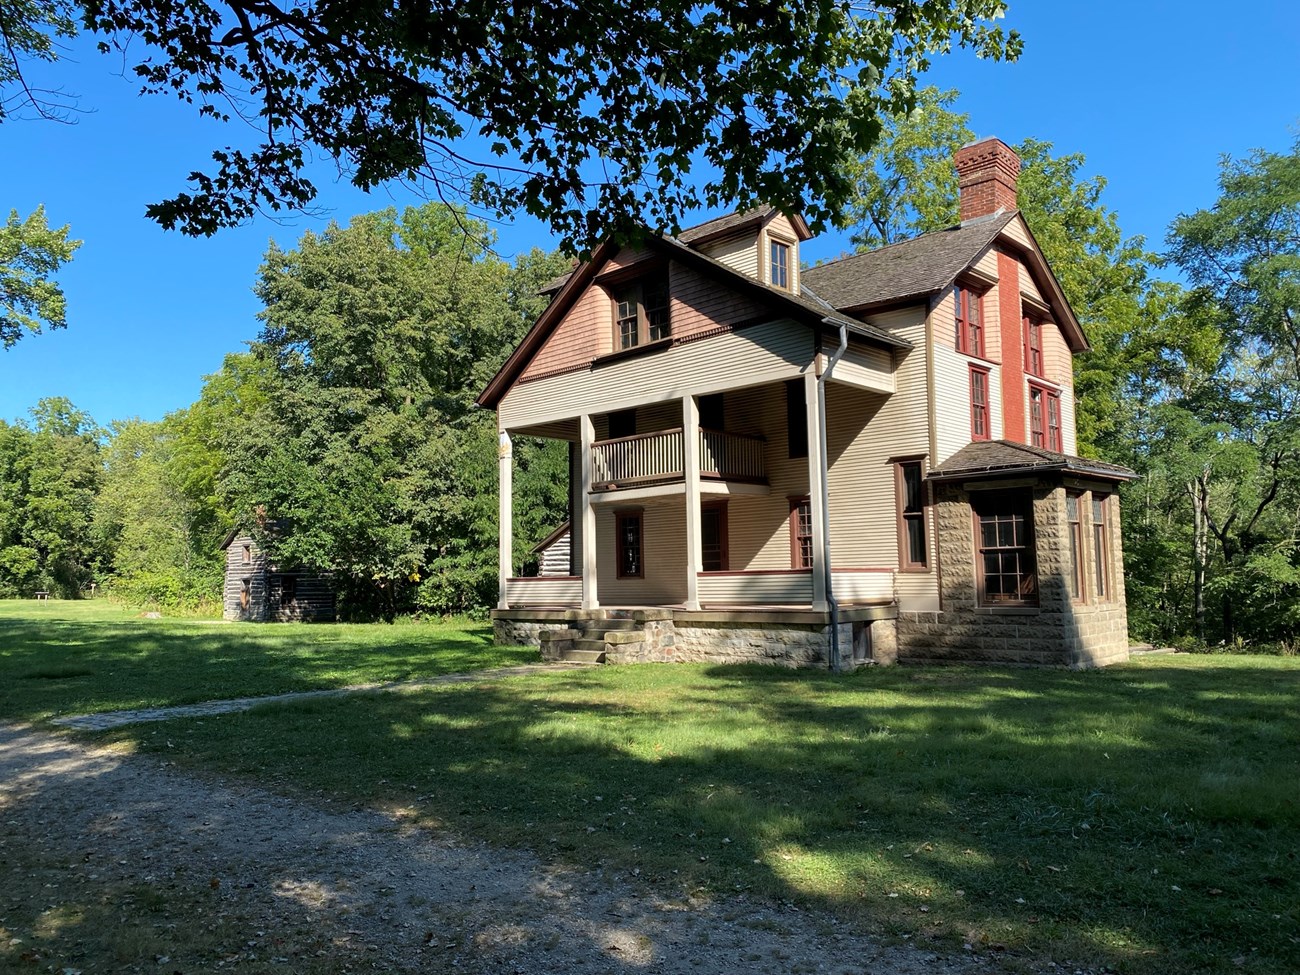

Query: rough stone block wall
left=897, top=480, right=1130, bottom=667
left=494, top=617, right=557, bottom=647
left=672, top=621, right=832, bottom=667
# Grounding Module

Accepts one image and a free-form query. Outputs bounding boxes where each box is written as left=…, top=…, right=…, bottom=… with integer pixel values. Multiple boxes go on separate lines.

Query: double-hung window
left=896, top=460, right=929, bottom=570
left=1066, top=492, right=1084, bottom=601
left=955, top=284, right=985, bottom=357
left=790, top=497, right=813, bottom=569
left=970, top=366, right=991, bottom=441
left=612, top=275, right=671, bottom=350
left=1023, top=316, right=1044, bottom=377
left=1029, top=385, right=1062, bottom=451
left=1092, top=494, right=1110, bottom=600
left=973, top=491, right=1038, bottom=607
left=770, top=240, right=791, bottom=290
left=616, top=511, right=643, bottom=578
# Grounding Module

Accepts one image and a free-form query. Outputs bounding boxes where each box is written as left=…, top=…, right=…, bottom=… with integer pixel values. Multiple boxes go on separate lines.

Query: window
left=954, top=284, right=985, bottom=357
left=790, top=497, right=813, bottom=569
left=770, top=240, right=790, bottom=289
left=240, top=578, right=250, bottom=611
left=785, top=379, right=808, bottom=459
left=1024, top=316, right=1044, bottom=377
left=1066, top=491, right=1084, bottom=601
left=896, top=460, right=929, bottom=571
left=973, top=491, right=1037, bottom=607
left=701, top=502, right=729, bottom=572
left=1029, top=385, right=1062, bottom=451
left=1092, top=493, right=1111, bottom=601
left=612, top=275, right=671, bottom=350
left=241, top=544, right=251, bottom=564
left=616, top=511, right=643, bottom=578
left=970, top=366, right=990, bottom=441
left=279, top=575, right=297, bottom=606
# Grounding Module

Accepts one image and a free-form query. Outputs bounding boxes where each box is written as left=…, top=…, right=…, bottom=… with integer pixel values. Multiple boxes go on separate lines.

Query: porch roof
left=927, top=440, right=1138, bottom=484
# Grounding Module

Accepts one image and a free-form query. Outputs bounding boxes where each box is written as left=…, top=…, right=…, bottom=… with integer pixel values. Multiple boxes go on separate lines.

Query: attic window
left=613, top=275, right=671, bottom=350
left=770, top=240, right=790, bottom=290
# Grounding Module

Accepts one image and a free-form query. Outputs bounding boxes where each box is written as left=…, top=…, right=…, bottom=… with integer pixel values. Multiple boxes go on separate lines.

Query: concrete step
left=603, top=631, right=646, bottom=646
left=559, top=648, right=606, bottom=664
left=574, top=638, right=611, bottom=653
left=590, top=618, right=640, bottom=632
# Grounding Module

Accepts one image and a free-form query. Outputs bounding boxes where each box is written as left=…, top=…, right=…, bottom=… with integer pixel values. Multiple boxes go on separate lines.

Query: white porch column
left=497, top=429, right=513, bottom=609
left=805, top=371, right=828, bottom=611
left=579, top=413, right=600, bottom=610
left=683, top=394, right=702, bottom=611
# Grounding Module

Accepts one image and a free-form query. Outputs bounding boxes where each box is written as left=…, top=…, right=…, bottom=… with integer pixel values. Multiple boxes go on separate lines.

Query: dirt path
left=0, top=724, right=1021, bottom=975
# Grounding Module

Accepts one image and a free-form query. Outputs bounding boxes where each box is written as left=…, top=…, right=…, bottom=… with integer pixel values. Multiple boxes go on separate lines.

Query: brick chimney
left=954, top=137, right=1021, bottom=223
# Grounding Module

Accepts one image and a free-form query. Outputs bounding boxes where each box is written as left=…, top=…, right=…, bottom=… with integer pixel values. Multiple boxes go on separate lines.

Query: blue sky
left=2, top=1, right=1297, bottom=426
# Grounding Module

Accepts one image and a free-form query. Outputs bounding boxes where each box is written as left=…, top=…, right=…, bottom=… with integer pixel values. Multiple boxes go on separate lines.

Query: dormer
left=677, top=207, right=812, bottom=292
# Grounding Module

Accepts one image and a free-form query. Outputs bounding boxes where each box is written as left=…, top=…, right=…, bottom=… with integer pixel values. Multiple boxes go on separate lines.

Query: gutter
left=817, top=317, right=849, bottom=671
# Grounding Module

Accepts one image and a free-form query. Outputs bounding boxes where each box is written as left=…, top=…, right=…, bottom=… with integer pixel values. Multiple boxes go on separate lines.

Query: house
left=220, top=530, right=337, bottom=622
left=477, top=138, right=1136, bottom=668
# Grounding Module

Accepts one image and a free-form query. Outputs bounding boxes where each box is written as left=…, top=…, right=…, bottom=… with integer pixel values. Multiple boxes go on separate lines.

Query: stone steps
left=558, top=648, right=606, bottom=664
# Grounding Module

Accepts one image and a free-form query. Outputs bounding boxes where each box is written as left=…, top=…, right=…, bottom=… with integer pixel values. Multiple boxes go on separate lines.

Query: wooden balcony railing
left=591, top=427, right=767, bottom=490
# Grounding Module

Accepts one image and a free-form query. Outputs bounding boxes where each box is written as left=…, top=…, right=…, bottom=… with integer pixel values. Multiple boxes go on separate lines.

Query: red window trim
left=970, top=366, right=991, bottom=442
left=1092, top=493, right=1111, bottom=602
left=1066, top=490, right=1085, bottom=603
left=789, top=496, right=813, bottom=569
left=955, top=284, right=986, bottom=358
left=894, top=458, right=930, bottom=572
left=1023, top=315, right=1045, bottom=378
left=615, top=510, right=644, bottom=579
left=972, top=490, right=1039, bottom=608
left=1029, top=383, right=1062, bottom=452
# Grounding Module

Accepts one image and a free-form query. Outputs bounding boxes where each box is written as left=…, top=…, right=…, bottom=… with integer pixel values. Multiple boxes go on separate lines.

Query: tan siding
left=933, top=345, right=1006, bottom=462
left=826, top=342, right=894, bottom=394
left=761, top=214, right=801, bottom=292
left=1000, top=214, right=1033, bottom=248
left=699, top=232, right=759, bottom=278
left=698, top=571, right=813, bottom=605
left=500, top=319, right=815, bottom=429
left=831, top=571, right=895, bottom=603
left=596, top=502, right=688, bottom=604
left=522, top=284, right=608, bottom=381
left=506, top=576, right=581, bottom=605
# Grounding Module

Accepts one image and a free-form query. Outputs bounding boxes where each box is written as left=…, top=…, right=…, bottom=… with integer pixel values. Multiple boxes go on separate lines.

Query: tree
left=220, top=203, right=569, bottom=617
left=8, top=1, right=1018, bottom=249
left=0, top=1, right=77, bottom=120
left=838, top=86, right=972, bottom=250
left=1, top=205, right=81, bottom=348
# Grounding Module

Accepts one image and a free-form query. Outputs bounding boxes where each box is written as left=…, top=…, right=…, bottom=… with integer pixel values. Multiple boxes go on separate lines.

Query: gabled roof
left=927, top=440, right=1137, bottom=483
left=801, top=211, right=1089, bottom=353
left=476, top=232, right=910, bottom=409
left=676, top=205, right=812, bottom=245
left=801, top=212, right=1017, bottom=312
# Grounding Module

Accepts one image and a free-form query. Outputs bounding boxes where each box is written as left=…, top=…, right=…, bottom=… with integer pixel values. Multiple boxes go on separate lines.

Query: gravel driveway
left=1, top=723, right=1032, bottom=974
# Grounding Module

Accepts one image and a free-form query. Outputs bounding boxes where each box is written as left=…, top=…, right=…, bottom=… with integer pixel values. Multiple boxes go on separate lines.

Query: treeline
left=838, top=90, right=1300, bottom=650
left=0, top=206, right=572, bottom=617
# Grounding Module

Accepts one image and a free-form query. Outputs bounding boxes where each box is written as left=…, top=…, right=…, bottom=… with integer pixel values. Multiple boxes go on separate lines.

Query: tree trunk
left=1189, top=477, right=1208, bottom=642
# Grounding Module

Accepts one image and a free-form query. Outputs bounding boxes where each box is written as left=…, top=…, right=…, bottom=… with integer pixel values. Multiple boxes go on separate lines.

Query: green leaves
left=65, top=0, right=1019, bottom=249
left=0, top=205, right=81, bottom=348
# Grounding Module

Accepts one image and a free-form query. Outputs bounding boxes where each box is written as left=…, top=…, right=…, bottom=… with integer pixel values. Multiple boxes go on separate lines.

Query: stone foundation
left=492, top=606, right=898, bottom=669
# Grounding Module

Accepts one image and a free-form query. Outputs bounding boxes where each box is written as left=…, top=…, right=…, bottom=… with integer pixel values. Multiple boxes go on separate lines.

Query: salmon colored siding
left=997, top=250, right=1027, bottom=442
left=521, top=284, right=608, bottom=381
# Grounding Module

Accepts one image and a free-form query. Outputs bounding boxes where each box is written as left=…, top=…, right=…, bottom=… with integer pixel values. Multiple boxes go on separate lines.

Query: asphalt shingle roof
left=927, top=440, right=1137, bottom=482
left=801, top=212, right=1018, bottom=312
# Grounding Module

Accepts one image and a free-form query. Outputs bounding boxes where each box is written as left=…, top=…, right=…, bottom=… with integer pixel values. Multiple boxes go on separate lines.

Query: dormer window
left=955, top=284, right=985, bottom=357
left=613, top=275, right=671, bottom=350
left=770, top=240, right=790, bottom=290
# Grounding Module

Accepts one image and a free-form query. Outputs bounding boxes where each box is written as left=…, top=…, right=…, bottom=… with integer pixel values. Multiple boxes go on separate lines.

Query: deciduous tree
left=0, top=205, right=81, bottom=348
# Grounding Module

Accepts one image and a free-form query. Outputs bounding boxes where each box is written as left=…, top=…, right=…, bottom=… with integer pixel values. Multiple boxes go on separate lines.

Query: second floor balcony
left=591, top=427, right=766, bottom=491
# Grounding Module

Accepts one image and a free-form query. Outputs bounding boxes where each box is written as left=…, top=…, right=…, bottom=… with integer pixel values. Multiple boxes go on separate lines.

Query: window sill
left=973, top=605, right=1040, bottom=616
left=593, top=339, right=673, bottom=368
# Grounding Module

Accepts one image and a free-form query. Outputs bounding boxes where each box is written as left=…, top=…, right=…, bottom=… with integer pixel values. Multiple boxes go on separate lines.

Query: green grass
left=110, top=656, right=1300, bottom=975
left=5, top=601, right=1298, bottom=972
left=0, top=600, right=536, bottom=721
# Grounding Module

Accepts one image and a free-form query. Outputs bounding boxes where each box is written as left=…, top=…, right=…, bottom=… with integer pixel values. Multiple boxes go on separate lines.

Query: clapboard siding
left=506, top=576, right=581, bottom=605
left=824, top=341, right=894, bottom=394
left=500, top=319, right=815, bottom=430
left=521, top=283, right=608, bottom=381
left=699, top=233, right=760, bottom=278
left=698, top=570, right=813, bottom=605
left=222, top=533, right=336, bottom=622
left=933, top=345, right=1003, bottom=464
left=596, top=502, right=688, bottom=604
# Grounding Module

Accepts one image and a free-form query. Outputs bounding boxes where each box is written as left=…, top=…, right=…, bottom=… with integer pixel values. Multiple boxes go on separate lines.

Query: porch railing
left=591, top=427, right=766, bottom=490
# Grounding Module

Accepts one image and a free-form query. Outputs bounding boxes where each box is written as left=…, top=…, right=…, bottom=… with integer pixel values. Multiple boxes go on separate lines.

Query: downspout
left=818, top=317, right=849, bottom=671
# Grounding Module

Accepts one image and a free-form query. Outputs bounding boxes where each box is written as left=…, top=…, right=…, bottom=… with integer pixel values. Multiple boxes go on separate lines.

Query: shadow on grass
left=0, top=609, right=523, bottom=721
left=102, top=658, right=1300, bottom=975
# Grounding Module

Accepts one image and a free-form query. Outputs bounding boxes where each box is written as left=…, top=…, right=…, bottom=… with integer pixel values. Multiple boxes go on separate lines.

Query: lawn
left=4, top=601, right=1297, bottom=973
left=0, top=599, right=536, bottom=721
